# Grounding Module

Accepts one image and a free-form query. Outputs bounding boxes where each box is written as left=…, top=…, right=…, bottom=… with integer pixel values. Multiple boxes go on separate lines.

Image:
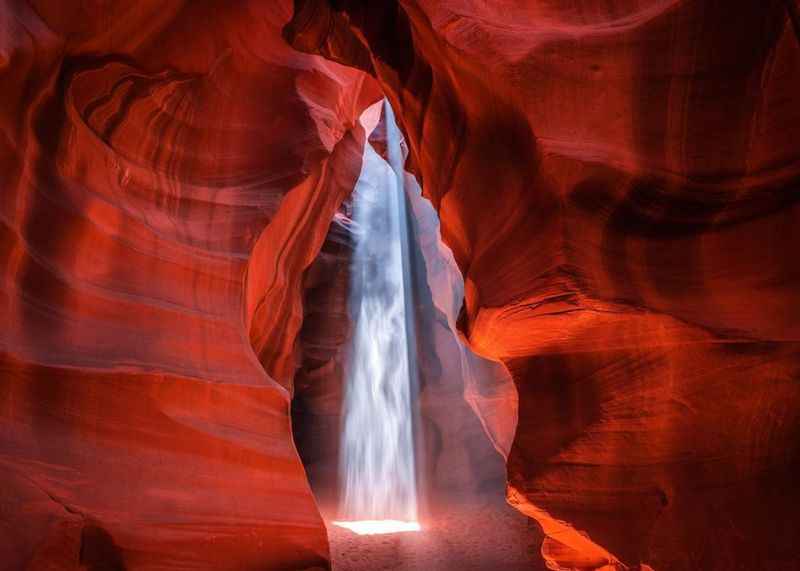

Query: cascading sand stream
left=333, top=100, right=420, bottom=536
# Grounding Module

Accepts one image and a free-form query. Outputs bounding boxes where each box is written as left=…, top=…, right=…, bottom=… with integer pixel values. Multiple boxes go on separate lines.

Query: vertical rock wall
left=0, top=2, right=379, bottom=569
left=285, top=1, right=800, bottom=569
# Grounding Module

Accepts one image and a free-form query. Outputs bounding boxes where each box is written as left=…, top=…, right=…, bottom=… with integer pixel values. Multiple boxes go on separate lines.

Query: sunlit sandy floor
left=326, top=497, right=546, bottom=571
left=332, top=520, right=422, bottom=535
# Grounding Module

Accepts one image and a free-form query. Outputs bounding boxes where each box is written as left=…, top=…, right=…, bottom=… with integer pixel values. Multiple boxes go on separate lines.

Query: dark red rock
left=3, top=0, right=800, bottom=569
left=0, top=2, right=380, bottom=569
left=285, top=1, right=800, bottom=569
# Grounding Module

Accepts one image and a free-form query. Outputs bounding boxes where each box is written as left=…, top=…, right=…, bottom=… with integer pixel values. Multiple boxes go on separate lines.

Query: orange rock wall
left=0, top=2, right=379, bottom=569
left=3, top=1, right=799, bottom=569
left=285, top=1, right=800, bottom=569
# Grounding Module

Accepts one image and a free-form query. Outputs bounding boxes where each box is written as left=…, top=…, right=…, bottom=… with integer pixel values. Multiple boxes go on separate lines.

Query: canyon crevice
left=284, top=1, right=800, bottom=569
left=2, top=1, right=799, bottom=570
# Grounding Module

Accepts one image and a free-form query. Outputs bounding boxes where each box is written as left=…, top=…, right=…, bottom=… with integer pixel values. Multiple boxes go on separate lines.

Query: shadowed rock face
left=2, top=1, right=799, bottom=570
left=284, top=1, right=800, bottom=569
left=0, top=1, right=381, bottom=569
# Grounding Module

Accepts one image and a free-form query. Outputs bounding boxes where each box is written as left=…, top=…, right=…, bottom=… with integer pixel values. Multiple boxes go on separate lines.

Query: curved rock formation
left=3, top=0, right=800, bottom=569
left=0, top=2, right=380, bottom=569
left=285, top=1, right=800, bottom=569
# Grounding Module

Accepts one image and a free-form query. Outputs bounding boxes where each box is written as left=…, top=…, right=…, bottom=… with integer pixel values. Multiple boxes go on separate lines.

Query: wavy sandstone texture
left=284, top=1, right=800, bottom=570
left=3, top=1, right=800, bottom=570
left=0, top=1, right=381, bottom=569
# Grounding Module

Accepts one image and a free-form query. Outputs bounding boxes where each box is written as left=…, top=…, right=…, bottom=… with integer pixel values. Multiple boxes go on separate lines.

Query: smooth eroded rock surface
left=285, top=1, right=800, bottom=569
left=0, top=2, right=379, bottom=569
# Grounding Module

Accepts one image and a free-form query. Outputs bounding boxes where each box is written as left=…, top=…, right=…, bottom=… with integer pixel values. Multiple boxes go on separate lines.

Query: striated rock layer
left=285, top=1, right=800, bottom=569
left=3, top=0, right=800, bottom=569
left=0, top=1, right=380, bottom=569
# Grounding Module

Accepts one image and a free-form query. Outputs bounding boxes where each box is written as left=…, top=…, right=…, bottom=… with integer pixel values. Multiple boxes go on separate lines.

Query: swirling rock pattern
left=3, top=0, right=800, bottom=569
left=0, top=1, right=379, bottom=569
left=285, top=1, right=800, bottom=569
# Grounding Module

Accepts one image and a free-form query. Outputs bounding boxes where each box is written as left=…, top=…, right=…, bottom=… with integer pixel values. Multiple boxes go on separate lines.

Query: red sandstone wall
left=3, top=1, right=800, bottom=569
left=285, top=1, right=800, bottom=569
left=0, top=2, right=379, bottom=569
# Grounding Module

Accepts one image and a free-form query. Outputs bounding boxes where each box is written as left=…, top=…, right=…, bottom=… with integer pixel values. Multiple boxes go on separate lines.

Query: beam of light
left=332, top=520, right=422, bottom=536
left=337, top=99, right=419, bottom=530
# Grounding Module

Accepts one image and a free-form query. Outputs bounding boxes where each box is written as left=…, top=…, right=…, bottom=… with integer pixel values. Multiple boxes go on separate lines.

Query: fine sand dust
left=326, top=497, right=546, bottom=571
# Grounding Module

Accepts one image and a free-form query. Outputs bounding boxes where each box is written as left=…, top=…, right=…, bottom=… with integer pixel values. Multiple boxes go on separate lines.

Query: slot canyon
left=1, top=1, right=799, bottom=570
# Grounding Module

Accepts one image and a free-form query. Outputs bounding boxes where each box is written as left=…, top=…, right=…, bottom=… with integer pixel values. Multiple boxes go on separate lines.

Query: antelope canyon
left=1, top=1, right=799, bottom=570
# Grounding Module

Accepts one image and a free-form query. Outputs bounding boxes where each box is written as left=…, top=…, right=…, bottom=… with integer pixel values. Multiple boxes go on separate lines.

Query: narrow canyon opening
left=291, top=100, right=544, bottom=570
left=3, top=3, right=798, bottom=571
left=333, top=100, right=419, bottom=534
